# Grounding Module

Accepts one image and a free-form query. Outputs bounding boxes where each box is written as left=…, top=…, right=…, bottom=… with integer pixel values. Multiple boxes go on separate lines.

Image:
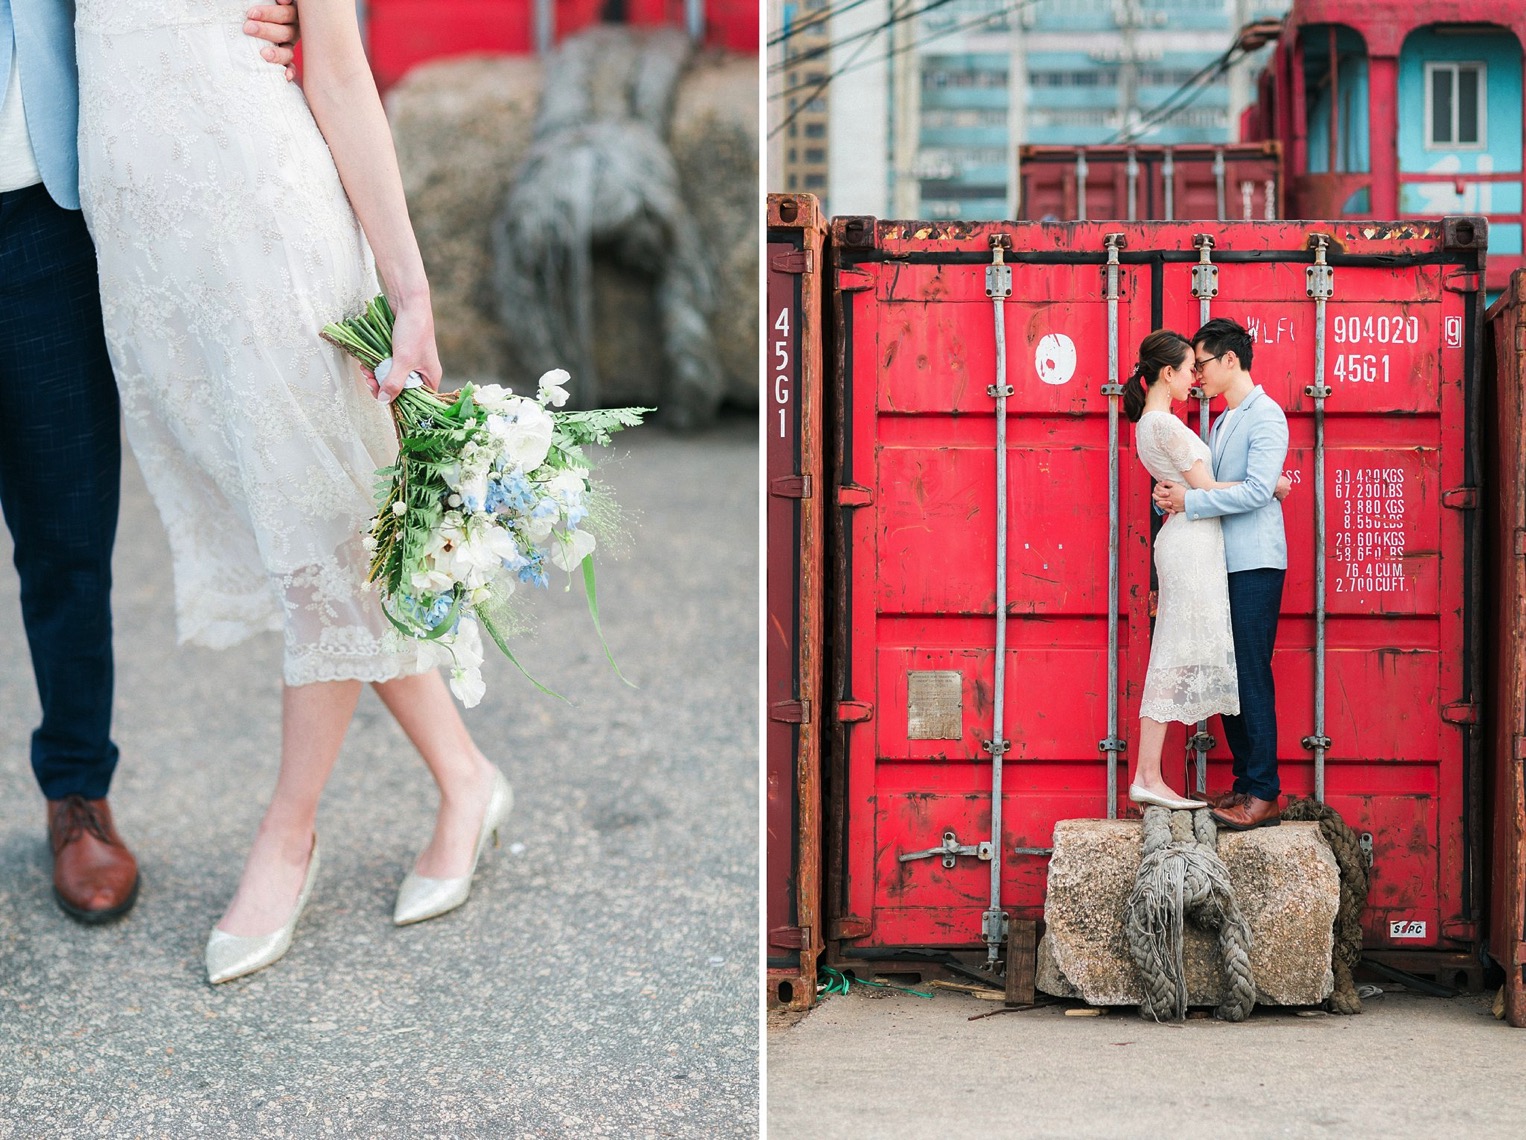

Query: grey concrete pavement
left=0, top=418, right=759, bottom=1137
left=768, top=987, right=1526, bottom=1139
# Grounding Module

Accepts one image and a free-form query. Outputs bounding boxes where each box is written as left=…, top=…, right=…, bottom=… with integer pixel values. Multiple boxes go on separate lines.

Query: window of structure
left=805, top=148, right=826, bottom=163
left=804, top=173, right=826, bottom=189
left=1426, top=62, right=1485, bottom=149
left=789, top=123, right=798, bottom=138
left=788, top=174, right=798, bottom=189
left=805, top=98, right=826, bottom=112
left=804, top=122, right=826, bottom=138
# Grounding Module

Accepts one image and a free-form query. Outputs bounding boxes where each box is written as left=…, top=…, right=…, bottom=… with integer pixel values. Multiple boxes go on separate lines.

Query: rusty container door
left=1486, top=272, right=1526, bottom=1027
left=1017, top=145, right=1282, bottom=223
left=827, top=218, right=1484, bottom=966
left=766, top=194, right=827, bottom=1009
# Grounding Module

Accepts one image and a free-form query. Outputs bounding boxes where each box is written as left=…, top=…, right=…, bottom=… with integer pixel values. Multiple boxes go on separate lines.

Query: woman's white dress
left=76, top=1, right=427, bottom=684
left=1133, top=411, right=1240, bottom=723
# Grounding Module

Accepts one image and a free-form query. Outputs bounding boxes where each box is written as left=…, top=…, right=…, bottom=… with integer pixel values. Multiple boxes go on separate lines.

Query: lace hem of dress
left=1138, top=695, right=1242, bottom=724
left=284, top=653, right=437, bottom=688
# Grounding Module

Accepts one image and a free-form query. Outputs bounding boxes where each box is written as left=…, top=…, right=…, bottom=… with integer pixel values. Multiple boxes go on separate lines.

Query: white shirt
left=1211, top=405, right=1238, bottom=464
left=0, top=46, right=44, bottom=193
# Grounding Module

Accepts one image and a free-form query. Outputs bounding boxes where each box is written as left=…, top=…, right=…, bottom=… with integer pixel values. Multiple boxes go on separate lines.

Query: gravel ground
left=0, top=416, right=759, bottom=1138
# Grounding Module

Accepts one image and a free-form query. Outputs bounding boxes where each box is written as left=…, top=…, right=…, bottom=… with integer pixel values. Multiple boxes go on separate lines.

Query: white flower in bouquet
left=548, top=528, right=597, bottom=573
left=538, top=368, right=571, bottom=407
left=447, top=617, right=487, bottom=707
left=471, top=383, right=515, bottom=413
left=487, top=399, right=555, bottom=471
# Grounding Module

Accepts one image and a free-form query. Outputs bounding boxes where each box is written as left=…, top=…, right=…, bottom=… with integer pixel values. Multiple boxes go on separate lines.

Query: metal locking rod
left=1213, top=147, right=1227, bottom=221
left=899, top=831, right=994, bottom=870
left=1101, top=234, right=1126, bottom=819
left=983, top=236, right=1014, bottom=964
left=1188, top=233, right=1219, bottom=795
left=1304, top=234, right=1335, bottom=801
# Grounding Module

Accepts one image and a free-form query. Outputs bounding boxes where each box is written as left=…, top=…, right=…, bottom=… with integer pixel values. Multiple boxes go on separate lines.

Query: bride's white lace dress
left=76, top=1, right=428, bottom=684
left=1134, top=411, right=1240, bottom=723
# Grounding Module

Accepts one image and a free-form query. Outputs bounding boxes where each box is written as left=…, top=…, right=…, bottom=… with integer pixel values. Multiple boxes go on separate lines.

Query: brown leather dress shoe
left=47, top=796, right=140, bottom=923
left=1210, top=795, right=1281, bottom=831
left=1206, top=789, right=1250, bottom=809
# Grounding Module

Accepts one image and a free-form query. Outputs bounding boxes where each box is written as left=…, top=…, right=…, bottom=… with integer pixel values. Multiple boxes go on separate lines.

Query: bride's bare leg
left=215, top=680, right=361, bottom=936
left=371, top=670, right=496, bottom=878
left=1132, top=717, right=1189, bottom=797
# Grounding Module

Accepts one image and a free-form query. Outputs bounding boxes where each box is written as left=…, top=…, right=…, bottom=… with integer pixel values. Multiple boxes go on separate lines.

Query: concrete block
left=1037, top=818, right=1339, bottom=1007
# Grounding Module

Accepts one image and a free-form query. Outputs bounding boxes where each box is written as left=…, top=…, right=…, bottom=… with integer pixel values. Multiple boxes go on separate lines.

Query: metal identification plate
left=907, top=671, right=963, bottom=740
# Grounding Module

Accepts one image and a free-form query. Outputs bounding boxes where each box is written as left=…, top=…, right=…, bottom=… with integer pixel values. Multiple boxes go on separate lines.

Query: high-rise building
left=816, top=0, right=1289, bottom=219
left=770, top=1, right=836, bottom=203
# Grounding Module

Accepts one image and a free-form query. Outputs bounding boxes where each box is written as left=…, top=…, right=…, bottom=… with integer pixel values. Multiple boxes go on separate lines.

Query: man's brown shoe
left=47, top=796, right=140, bottom=923
left=1210, top=795, right=1281, bottom=831
left=1206, top=789, right=1249, bottom=809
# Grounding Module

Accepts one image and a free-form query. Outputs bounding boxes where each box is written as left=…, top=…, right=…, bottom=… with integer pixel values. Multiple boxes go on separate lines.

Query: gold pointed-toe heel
left=205, top=834, right=320, bottom=985
left=393, top=769, right=513, bottom=926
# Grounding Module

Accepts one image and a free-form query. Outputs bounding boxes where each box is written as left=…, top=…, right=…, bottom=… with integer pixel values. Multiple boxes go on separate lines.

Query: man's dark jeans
left=1221, top=567, right=1284, bottom=802
left=0, top=183, right=121, bottom=800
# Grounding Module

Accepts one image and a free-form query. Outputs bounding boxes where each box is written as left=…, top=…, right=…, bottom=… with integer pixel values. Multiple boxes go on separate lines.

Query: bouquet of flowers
left=322, top=295, right=648, bottom=707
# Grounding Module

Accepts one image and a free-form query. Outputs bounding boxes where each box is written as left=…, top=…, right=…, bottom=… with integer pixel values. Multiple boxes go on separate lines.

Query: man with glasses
left=1153, top=317, right=1290, bottom=830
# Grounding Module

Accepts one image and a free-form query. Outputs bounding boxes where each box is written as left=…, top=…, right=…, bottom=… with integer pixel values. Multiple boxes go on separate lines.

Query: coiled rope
left=1281, top=796, right=1370, bottom=1015
left=1124, top=806, right=1256, bottom=1023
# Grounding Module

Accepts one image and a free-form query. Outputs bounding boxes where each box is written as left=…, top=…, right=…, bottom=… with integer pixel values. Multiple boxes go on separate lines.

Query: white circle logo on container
left=1035, top=333, right=1077, bottom=386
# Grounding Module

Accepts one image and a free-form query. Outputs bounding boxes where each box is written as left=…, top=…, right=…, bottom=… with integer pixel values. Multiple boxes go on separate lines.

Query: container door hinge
left=836, top=701, right=873, bottom=723
left=770, top=700, right=811, bottom=725
left=1515, top=944, right=1526, bottom=966
left=770, top=475, right=813, bottom=499
left=1442, top=487, right=1478, bottom=510
left=1513, top=735, right=1526, bottom=761
left=837, top=268, right=875, bottom=293
left=1359, top=833, right=1374, bottom=869
left=1515, top=530, right=1526, bottom=558
left=1306, top=234, right=1334, bottom=299
left=1301, top=733, right=1333, bottom=751
left=1441, top=921, right=1477, bottom=942
left=1444, top=271, right=1482, bottom=293
left=770, top=249, right=815, bottom=275
left=831, top=916, right=871, bottom=940
left=768, top=925, right=806, bottom=950
left=837, top=484, right=873, bottom=508
left=899, top=829, right=994, bottom=869
left=1098, top=736, right=1127, bottom=754
left=1442, top=702, right=1479, bottom=725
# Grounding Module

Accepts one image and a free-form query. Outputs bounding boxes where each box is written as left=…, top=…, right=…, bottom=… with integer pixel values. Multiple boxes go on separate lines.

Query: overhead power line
left=769, top=0, right=1036, bottom=106
left=766, top=0, right=878, bottom=49
left=768, top=0, right=964, bottom=75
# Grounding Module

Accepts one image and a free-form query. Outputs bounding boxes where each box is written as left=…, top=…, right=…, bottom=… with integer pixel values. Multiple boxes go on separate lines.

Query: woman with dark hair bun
left=1126, top=330, right=1289, bottom=809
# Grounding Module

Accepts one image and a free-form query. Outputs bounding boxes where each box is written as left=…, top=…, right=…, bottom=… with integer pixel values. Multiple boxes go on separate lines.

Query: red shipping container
left=825, top=217, right=1487, bottom=973
left=766, top=194, right=828, bottom=1009
left=1017, top=144, right=1282, bottom=223
left=1486, top=273, right=1526, bottom=1027
left=365, top=1, right=757, bottom=92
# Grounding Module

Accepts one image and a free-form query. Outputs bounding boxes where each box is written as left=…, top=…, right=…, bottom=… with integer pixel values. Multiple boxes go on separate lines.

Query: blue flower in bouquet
left=487, top=472, right=537, bottom=514
left=514, top=548, right=550, bottom=589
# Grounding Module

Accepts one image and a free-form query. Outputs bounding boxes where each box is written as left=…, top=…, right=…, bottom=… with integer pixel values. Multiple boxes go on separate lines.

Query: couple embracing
left=4, top=0, right=510, bottom=983
left=1123, top=318, right=1290, bottom=831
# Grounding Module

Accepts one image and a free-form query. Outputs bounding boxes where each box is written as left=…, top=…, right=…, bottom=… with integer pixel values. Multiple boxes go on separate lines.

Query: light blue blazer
left=0, top=0, right=81, bottom=209
left=1183, top=384, right=1289, bottom=573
